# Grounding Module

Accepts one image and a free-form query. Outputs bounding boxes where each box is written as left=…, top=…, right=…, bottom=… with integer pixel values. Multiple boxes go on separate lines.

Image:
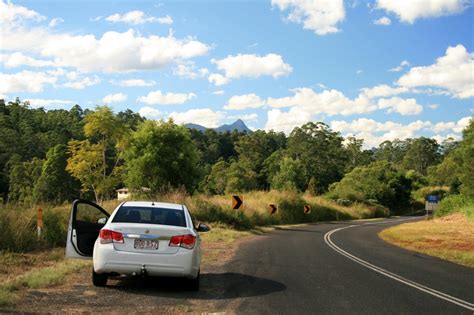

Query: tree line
left=1, top=98, right=472, bottom=212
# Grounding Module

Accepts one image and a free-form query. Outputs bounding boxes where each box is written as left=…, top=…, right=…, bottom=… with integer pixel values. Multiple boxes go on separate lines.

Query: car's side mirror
left=97, top=217, right=107, bottom=225
left=196, top=223, right=210, bottom=232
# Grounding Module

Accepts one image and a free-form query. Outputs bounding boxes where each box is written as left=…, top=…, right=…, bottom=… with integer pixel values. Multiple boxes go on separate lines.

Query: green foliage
left=191, top=198, right=254, bottom=230
left=124, top=120, right=200, bottom=193
left=436, top=194, right=474, bottom=219
left=200, top=160, right=229, bottom=195
left=225, top=160, right=258, bottom=193
left=34, top=144, right=80, bottom=203
left=328, top=161, right=412, bottom=212
left=270, top=157, right=306, bottom=192
left=8, top=158, right=43, bottom=203
left=401, top=137, right=440, bottom=175
left=306, top=177, right=318, bottom=196
left=412, top=186, right=448, bottom=203
left=287, top=122, right=346, bottom=193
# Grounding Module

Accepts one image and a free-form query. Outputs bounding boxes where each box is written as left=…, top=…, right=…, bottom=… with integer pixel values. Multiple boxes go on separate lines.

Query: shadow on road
left=109, top=272, right=286, bottom=299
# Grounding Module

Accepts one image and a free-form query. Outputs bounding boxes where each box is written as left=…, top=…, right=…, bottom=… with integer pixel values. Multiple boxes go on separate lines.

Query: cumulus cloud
left=169, top=108, right=225, bottom=128
left=0, top=70, right=57, bottom=93
left=102, top=93, right=127, bottom=104
left=272, top=0, right=345, bottom=35
left=0, top=1, right=45, bottom=24
left=209, top=53, right=292, bottom=85
left=138, top=106, right=161, bottom=118
left=48, top=18, right=64, bottom=27
left=229, top=113, right=258, bottom=122
left=397, top=44, right=474, bottom=99
left=266, top=87, right=376, bottom=116
left=111, top=79, right=156, bottom=87
left=174, top=64, right=209, bottom=79
left=63, top=75, right=100, bottom=89
left=1, top=52, right=55, bottom=68
left=377, top=97, right=423, bottom=115
left=264, top=107, right=313, bottom=134
left=3, top=23, right=209, bottom=73
left=105, top=10, right=173, bottom=25
left=212, top=90, right=225, bottom=95
left=388, top=60, right=410, bottom=72
left=376, top=0, right=467, bottom=23
left=361, top=84, right=409, bottom=99
left=373, top=16, right=391, bottom=25
left=224, top=94, right=266, bottom=110
left=138, top=90, right=196, bottom=105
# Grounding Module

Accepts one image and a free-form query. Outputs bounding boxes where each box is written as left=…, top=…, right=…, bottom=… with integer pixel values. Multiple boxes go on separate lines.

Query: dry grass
left=379, top=213, right=474, bottom=268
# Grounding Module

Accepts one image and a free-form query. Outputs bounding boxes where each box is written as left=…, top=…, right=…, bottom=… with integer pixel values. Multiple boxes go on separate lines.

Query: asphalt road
left=214, top=216, right=474, bottom=314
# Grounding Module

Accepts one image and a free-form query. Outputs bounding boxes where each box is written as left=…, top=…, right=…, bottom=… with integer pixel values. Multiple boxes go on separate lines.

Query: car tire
left=188, top=270, right=200, bottom=291
left=92, top=268, right=108, bottom=287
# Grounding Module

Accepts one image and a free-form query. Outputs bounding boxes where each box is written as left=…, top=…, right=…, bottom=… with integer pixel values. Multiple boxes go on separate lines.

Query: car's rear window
left=112, top=206, right=186, bottom=227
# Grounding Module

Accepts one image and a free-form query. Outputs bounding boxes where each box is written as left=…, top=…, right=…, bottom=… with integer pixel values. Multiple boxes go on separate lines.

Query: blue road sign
left=427, top=195, right=439, bottom=203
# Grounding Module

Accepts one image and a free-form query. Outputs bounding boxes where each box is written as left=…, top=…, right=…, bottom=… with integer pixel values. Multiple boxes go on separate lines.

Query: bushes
left=436, top=194, right=474, bottom=219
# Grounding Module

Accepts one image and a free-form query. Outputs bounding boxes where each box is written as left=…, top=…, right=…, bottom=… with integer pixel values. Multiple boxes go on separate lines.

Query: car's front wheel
left=188, top=270, right=200, bottom=291
left=92, top=269, right=108, bottom=287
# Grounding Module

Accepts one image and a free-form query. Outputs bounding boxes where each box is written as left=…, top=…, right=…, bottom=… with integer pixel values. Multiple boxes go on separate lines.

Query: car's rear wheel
left=188, top=270, right=200, bottom=291
left=92, top=269, right=108, bottom=287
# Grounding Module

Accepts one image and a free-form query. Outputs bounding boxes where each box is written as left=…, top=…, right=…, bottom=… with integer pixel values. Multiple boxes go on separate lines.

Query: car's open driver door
left=66, top=199, right=109, bottom=259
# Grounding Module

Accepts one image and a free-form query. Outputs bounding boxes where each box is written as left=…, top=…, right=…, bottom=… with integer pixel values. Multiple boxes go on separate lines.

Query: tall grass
left=0, top=191, right=387, bottom=253
left=436, top=194, right=474, bottom=221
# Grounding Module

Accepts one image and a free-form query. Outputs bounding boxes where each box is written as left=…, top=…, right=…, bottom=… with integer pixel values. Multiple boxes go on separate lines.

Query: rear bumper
left=93, top=243, right=200, bottom=279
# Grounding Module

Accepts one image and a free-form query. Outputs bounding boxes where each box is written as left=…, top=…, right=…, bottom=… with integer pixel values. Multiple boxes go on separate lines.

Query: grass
left=379, top=213, right=474, bottom=268
left=0, top=250, right=91, bottom=306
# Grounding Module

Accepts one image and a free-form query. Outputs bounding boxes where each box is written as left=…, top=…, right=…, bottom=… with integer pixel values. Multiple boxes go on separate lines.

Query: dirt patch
left=379, top=213, right=474, bottom=268
left=2, top=230, right=264, bottom=314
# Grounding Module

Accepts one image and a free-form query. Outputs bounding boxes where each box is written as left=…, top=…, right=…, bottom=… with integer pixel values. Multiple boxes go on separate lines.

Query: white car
left=65, top=199, right=210, bottom=290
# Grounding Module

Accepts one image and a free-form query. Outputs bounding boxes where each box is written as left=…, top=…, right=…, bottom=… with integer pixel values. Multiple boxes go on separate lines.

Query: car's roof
left=121, top=201, right=184, bottom=210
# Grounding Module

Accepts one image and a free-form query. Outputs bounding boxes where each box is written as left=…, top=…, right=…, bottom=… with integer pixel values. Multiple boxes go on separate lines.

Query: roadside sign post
left=425, top=195, right=439, bottom=220
left=37, top=208, right=43, bottom=237
left=304, top=204, right=311, bottom=215
left=232, top=195, right=243, bottom=210
left=269, top=204, right=277, bottom=215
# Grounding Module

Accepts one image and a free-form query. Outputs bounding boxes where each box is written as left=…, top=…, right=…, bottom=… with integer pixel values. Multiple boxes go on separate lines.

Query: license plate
left=134, top=239, right=159, bottom=250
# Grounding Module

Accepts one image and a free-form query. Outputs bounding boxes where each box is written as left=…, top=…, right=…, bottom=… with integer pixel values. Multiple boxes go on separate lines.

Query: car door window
left=73, top=200, right=109, bottom=256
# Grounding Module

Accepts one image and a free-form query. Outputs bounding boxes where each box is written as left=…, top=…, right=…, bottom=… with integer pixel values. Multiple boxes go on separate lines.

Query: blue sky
left=1, top=0, right=473, bottom=147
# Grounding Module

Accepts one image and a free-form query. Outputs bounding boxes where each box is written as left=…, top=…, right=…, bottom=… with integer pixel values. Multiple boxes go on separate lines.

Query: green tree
left=199, top=160, right=229, bottom=195
left=124, top=120, right=200, bottom=192
left=8, top=158, right=43, bottom=203
left=402, top=137, right=440, bottom=175
left=34, top=144, right=80, bottom=203
left=344, top=137, right=373, bottom=172
left=270, top=157, right=306, bottom=192
left=287, top=122, right=346, bottom=193
left=225, top=160, right=258, bottom=193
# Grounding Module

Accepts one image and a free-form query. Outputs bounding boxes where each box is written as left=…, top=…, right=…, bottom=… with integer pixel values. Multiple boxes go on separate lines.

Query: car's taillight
left=169, top=234, right=196, bottom=249
left=99, top=229, right=124, bottom=244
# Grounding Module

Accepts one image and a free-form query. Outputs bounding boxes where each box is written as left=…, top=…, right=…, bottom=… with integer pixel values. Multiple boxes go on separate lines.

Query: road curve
left=216, top=216, right=474, bottom=314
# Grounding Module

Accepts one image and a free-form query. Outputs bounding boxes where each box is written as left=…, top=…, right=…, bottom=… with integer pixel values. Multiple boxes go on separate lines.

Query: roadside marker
left=37, top=208, right=43, bottom=237
left=269, top=204, right=277, bottom=215
left=232, top=195, right=243, bottom=210
left=304, top=204, right=311, bottom=214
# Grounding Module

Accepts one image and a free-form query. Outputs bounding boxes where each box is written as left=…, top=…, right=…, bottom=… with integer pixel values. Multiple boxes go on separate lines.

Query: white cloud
left=63, top=75, right=100, bottom=89
left=102, top=93, right=127, bottom=104
left=3, top=24, right=209, bottom=73
left=169, top=108, right=225, bottom=128
left=138, top=106, right=161, bottom=118
left=264, top=107, right=313, bottom=134
left=266, top=87, right=376, bottom=116
left=105, top=10, right=172, bottom=25
left=361, top=84, right=409, bottom=99
left=272, top=0, right=345, bottom=35
left=224, top=94, right=266, bottom=110
left=432, top=116, right=472, bottom=133
left=388, top=60, right=410, bottom=72
left=0, top=70, right=57, bottom=93
left=210, top=53, right=292, bottom=85
left=374, top=16, right=391, bottom=25
left=428, top=104, right=439, bottom=109
left=174, top=64, right=209, bottom=79
left=228, top=113, right=259, bottom=122
left=111, top=79, right=156, bottom=87
left=24, top=98, right=73, bottom=108
left=208, top=73, right=230, bottom=86
left=49, top=18, right=64, bottom=27
left=356, top=69, right=363, bottom=74
left=377, top=97, right=423, bottom=115
left=0, top=1, right=45, bottom=24
left=212, top=90, right=225, bottom=95
left=157, top=15, right=173, bottom=25
left=397, top=44, right=474, bottom=99
left=376, top=0, right=467, bottom=24
left=1, top=52, right=55, bottom=68
left=138, top=90, right=196, bottom=105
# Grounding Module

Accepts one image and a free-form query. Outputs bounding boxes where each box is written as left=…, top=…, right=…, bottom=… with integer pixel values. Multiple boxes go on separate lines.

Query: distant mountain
left=184, top=123, right=207, bottom=132
left=185, top=119, right=252, bottom=133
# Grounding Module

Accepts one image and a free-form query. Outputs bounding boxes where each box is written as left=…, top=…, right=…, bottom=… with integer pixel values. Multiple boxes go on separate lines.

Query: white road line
left=323, top=217, right=474, bottom=311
